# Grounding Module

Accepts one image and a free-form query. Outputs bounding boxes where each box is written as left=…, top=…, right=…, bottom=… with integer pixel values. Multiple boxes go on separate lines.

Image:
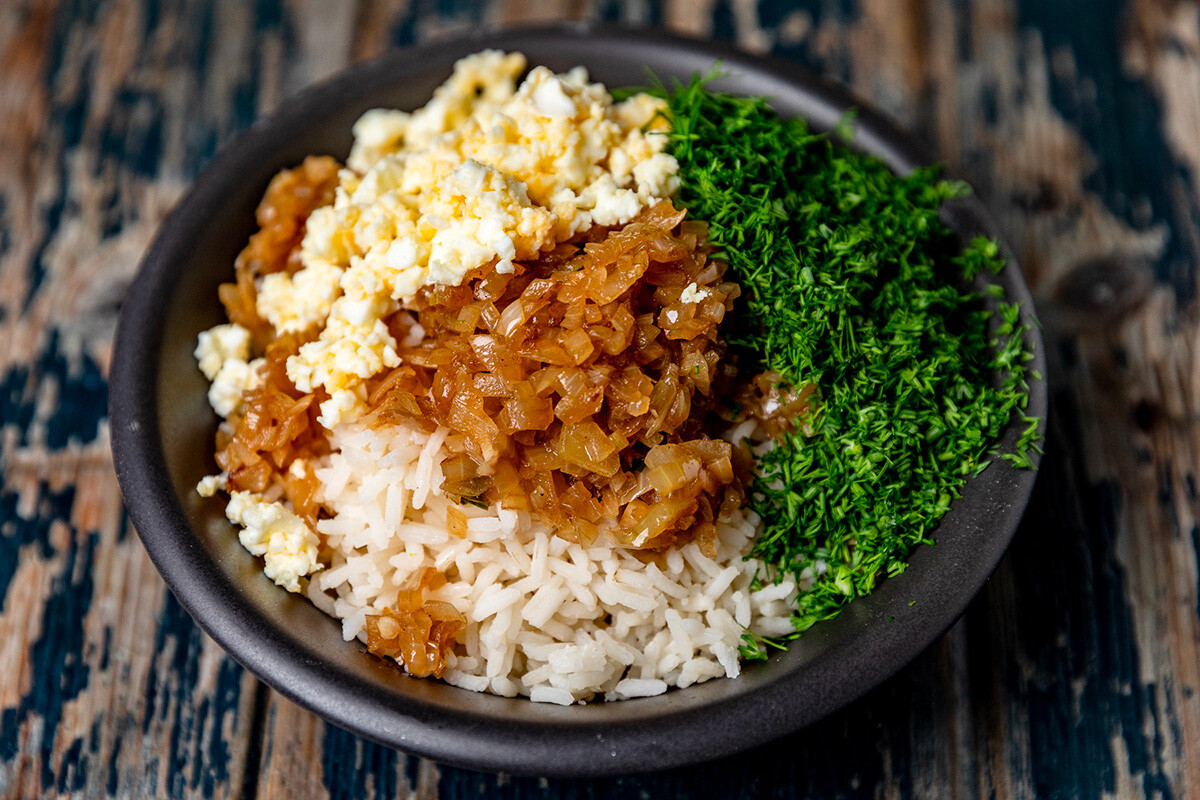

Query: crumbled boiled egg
left=531, top=74, right=577, bottom=117
left=679, top=282, right=711, bottom=304
left=421, top=159, right=555, bottom=283
left=581, top=175, right=643, bottom=227
left=317, top=388, right=365, bottom=430
left=196, top=473, right=228, bottom=498
left=257, top=260, right=344, bottom=334
left=207, top=357, right=264, bottom=417
left=402, top=49, right=528, bottom=152
left=194, top=323, right=251, bottom=380
left=347, top=109, right=411, bottom=174
left=225, top=491, right=323, bottom=592
left=288, top=317, right=400, bottom=395
left=633, top=153, right=681, bottom=201
left=194, top=322, right=262, bottom=416
left=274, top=50, right=680, bottom=426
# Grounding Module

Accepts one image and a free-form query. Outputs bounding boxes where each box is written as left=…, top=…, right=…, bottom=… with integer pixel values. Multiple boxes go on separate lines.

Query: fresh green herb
left=738, top=632, right=767, bottom=661
left=738, top=628, right=795, bottom=661
left=658, top=77, right=1039, bottom=634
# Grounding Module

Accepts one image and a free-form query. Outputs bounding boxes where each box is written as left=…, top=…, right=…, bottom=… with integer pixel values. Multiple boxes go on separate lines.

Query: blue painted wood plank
left=1, top=0, right=1197, bottom=798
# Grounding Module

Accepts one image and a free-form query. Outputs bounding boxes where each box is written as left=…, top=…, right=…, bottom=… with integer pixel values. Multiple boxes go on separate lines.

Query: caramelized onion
left=214, top=334, right=329, bottom=525
left=213, top=168, right=760, bottom=676
left=218, top=156, right=340, bottom=349
left=364, top=200, right=748, bottom=550
left=364, top=569, right=465, bottom=678
left=733, top=370, right=819, bottom=440
left=212, top=161, right=340, bottom=527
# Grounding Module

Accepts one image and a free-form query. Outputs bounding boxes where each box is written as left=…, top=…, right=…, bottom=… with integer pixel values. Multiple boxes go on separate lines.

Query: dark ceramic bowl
left=110, top=25, right=1046, bottom=777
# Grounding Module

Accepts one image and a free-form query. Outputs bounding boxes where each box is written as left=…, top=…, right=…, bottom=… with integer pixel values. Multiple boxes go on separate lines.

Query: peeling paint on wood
left=2, top=0, right=1199, bottom=798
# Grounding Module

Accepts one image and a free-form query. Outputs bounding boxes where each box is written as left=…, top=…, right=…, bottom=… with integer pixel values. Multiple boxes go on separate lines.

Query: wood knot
left=1050, top=255, right=1151, bottom=328
left=1133, top=400, right=1159, bottom=432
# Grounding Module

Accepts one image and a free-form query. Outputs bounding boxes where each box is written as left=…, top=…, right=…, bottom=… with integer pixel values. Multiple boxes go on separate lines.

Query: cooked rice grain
left=310, top=421, right=794, bottom=703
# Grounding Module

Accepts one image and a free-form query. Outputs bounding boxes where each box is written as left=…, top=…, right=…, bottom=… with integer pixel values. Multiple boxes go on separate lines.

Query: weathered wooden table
left=2, top=1, right=1198, bottom=797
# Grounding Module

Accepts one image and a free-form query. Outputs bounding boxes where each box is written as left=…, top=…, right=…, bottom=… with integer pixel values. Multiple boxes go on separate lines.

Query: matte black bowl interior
left=110, top=25, right=1047, bottom=777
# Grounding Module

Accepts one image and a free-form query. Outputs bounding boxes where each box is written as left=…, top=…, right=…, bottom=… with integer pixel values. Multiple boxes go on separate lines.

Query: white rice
left=307, top=421, right=796, bottom=704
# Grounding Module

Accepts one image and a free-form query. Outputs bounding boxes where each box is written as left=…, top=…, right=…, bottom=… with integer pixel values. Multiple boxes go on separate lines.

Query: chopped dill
left=657, top=77, right=1040, bottom=636
left=739, top=628, right=794, bottom=661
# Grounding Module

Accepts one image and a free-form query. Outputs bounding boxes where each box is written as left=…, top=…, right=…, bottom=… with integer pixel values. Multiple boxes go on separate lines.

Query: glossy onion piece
left=212, top=162, right=467, bottom=670
left=364, top=568, right=466, bottom=678
left=218, top=155, right=340, bottom=349
left=733, top=370, right=819, bottom=440
left=214, top=334, right=329, bottom=526
left=365, top=200, right=748, bottom=551
left=212, top=160, right=340, bottom=522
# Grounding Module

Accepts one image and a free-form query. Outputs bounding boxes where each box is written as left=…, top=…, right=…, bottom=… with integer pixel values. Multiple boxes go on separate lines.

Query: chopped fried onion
left=213, top=159, right=340, bottom=523
left=733, top=370, right=819, bottom=440
left=364, top=200, right=749, bottom=553
left=218, top=156, right=340, bottom=350
left=214, top=333, right=329, bottom=526
left=211, top=175, right=754, bottom=678
left=364, top=568, right=466, bottom=678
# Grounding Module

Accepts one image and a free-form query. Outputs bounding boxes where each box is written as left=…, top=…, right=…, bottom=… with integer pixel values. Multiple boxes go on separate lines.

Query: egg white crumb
left=679, top=282, right=711, bottom=304
left=226, top=491, right=323, bottom=592
left=276, top=51, right=679, bottom=423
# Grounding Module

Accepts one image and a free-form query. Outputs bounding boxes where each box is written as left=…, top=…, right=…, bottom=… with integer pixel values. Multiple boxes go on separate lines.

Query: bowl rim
left=110, top=22, right=1047, bottom=777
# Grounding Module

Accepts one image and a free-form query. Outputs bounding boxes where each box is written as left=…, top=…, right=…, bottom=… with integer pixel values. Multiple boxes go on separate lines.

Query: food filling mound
left=195, top=51, right=1040, bottom=704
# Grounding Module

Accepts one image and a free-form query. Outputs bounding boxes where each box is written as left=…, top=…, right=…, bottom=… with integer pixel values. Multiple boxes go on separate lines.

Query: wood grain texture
left=1, top=0, right=1198, bottom=798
